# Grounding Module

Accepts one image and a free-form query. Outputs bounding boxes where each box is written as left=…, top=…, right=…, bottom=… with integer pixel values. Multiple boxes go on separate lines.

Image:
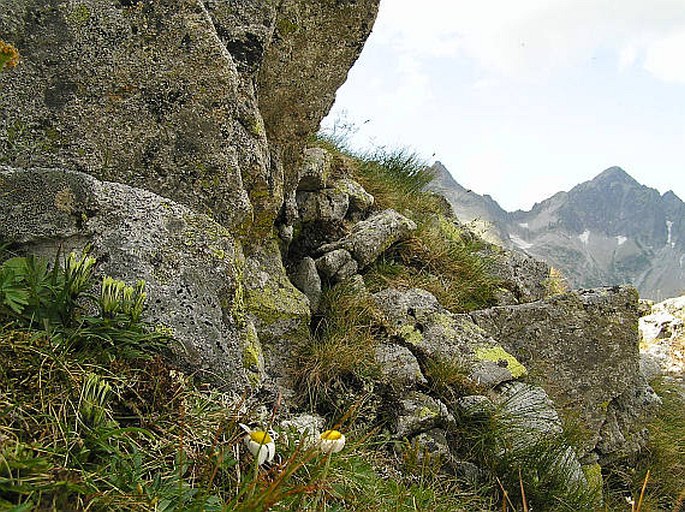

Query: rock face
left=256, top=0, right=379, bottom=185
left=0, top=167, right=255, bottom=389
left=0, top=0, right=379, bottom=237
left=0, top=0, right=380, bottom=388
left=471, top=286, right=661, bottom=463
left=432, top=162, right=685, bottom=300
left=2, top=0, right=253, bottom=231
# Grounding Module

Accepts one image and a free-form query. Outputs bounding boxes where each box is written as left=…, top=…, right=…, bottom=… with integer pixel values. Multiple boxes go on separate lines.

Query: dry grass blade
left=496, top=476, right=516, bottom=511
left=518, top=467, right=529, bottom=512
left=635, top=469, right=650, bottom=512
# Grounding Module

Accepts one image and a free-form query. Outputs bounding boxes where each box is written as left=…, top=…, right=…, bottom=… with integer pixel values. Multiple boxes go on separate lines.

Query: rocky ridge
left=430, top=162, right=685, bottom=300
left=0, top=0, right=660, bottom=502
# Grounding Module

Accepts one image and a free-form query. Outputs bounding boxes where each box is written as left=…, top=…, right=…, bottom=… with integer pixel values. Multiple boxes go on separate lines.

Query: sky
left=321, top=0, right=685, bottom=212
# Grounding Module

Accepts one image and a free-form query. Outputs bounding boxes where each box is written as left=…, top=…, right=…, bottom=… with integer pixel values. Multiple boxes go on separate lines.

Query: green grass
left=293, top=279, right=382, bottom=414
left=0, top=323, right=502, bottom=511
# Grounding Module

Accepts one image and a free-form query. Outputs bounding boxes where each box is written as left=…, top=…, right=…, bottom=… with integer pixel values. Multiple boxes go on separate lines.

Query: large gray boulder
left=471, top=286, right=661, bottom=463
left=0, top=167, right=256, bottom=389
left=1, top=0, right=255, bottom=231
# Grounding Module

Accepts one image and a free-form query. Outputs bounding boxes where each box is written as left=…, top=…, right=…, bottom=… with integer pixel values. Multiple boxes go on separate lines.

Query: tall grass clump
left=449, top=383, right=602, bottom=511
left=293, top=279, right=382, bottom=414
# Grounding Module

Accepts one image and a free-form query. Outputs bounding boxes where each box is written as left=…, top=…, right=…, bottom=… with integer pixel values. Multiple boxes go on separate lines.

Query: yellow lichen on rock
left=0, top=40, right=19, bottom=71
left=474, top=345, right=527, bottom=378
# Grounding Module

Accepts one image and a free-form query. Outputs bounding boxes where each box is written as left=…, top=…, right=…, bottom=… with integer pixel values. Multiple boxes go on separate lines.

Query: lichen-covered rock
left=375, top=343, right=427, bottom=391
left=289, top=257, right=322, bottom=312
left=257, top=0, right=380, bottom=185
left=0, top=0, right=258, bottom=231
left=394, top=392, right=451, bottom=438
left=315, top=249, right=358, bottom=283
left=296, top=188, right=349, bottom=223
left=334, top=178, right=374, bottom=217
left=320, top=209, right=417, bottom=268
left=1, top=0, right=380, bottom=240
left=596, top=383, right=662, bottom=461
left=470, top=286, right=661, bottom=463
left=373, top=288, right=522, bottom=389
left=297, top=147, right=331, bottom=191
left=0, top=0, right=382, bottom=398
left=0, top=167, right=252, bottom=388
left=243, top=240, right=311, bottom=382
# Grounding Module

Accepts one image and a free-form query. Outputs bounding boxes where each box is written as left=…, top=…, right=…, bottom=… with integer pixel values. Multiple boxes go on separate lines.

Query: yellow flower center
left=321, top=429, right=342, bottom=441
left=249, top=431, right=272, bottom=444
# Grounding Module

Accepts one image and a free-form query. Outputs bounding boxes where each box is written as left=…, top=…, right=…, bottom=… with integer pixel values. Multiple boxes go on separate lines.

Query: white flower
left=318, top=429, right=346, bottom=454
left=240, top=423, right=276, bottom=465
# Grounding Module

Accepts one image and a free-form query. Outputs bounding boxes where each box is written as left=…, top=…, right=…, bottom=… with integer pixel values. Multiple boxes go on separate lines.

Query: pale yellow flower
left=318, top=429, right=346, bottom=454
left=239, top=423, right=276, bottom=465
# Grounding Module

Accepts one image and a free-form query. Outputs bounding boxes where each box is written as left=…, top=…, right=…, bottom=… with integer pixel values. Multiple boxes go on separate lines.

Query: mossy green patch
left=418, top=406, right=438, bottom=419
left=582, top=463, right=603, bottom=494
left=246, top=281, right=309, bottom=327
left=66, top=4, right=91, bottom=28
left=231, top=260, right=247, bottom=329
left=433, top=313, right=455, bottom=330
left=243, top=240, right=309, bottom=345
left=181, top=213, right=238, bottom=260
left=474, top=345, right=527, bottom=378
left=242, top=323, right=264, bottom=387
left=276, top=17, right=299, bottom=37
left=398, top=324, right=423, bottom=345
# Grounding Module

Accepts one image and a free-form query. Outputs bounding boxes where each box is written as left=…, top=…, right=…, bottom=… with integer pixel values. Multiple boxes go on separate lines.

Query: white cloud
left=618, top=46, right=638, bottom=71
left=644, top=31, right=685, bottom=83
left=371, top=0, right=685, bottom=83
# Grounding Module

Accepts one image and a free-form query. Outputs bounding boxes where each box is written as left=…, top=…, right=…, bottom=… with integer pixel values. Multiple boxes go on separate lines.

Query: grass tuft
left=293, top=280, right=382, bottom=413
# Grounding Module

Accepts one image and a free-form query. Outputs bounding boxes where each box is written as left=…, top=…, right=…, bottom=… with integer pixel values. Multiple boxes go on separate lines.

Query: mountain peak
left=592, top=166, right=638, bottom=186
left=430, top=161, right=459, bottom=189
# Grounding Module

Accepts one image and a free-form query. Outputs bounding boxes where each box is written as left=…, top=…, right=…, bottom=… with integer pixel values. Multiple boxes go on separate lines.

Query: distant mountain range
left=429, top=162, right=685, bottom=300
